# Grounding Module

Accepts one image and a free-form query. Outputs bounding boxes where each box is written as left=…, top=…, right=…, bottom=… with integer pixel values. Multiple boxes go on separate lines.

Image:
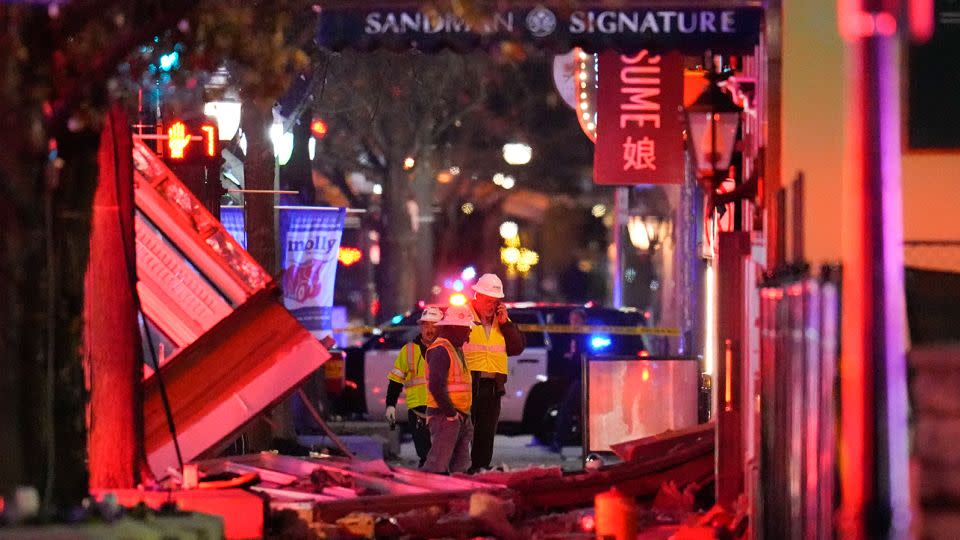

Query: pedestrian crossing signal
left=164, top=120, right=219, bottom=163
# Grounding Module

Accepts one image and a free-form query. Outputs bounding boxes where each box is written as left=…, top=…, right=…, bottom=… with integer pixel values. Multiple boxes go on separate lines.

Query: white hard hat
left=419, top=306, right=443, bottom=323
left=471, top=273, right=505, bottom=299
left=435, top=305, right=475, bottom=327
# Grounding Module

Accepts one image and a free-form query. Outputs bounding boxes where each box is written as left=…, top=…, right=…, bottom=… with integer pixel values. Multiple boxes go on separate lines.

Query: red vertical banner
left=594, top=49, right=684, bottom=185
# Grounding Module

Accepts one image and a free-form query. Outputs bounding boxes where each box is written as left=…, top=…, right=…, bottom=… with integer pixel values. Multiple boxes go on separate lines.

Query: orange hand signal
left=167, top=121, right=191, bottom=159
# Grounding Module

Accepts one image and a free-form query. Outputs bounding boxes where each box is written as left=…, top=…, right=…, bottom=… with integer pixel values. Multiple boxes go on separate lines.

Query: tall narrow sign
left=220, top=206, right=247, bottom=249
left=219, top=206, right=345, bottom=338
left=279, top=208, right=346, bottom=337
left=594, top=49, right=684, bottom=185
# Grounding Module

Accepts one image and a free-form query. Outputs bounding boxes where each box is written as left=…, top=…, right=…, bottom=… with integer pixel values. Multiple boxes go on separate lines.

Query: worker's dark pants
left=422, top=413, right=473, bottom=474
left=470, top=377, right=503, bottom=470
left=408, top=406, right=431, bottom=468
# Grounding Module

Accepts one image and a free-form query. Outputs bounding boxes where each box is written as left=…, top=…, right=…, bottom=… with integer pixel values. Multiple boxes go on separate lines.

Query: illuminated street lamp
left=499, top=220, right=519, bottom=240
left=204, top=67, right=242, bottom=141
left=270, top=120, right=294, bottom=166
left=627, top=214, right=670, bottom=251
left=502, top=142, right=532, bottom=165
left=685, top=68, right=743, bottom=190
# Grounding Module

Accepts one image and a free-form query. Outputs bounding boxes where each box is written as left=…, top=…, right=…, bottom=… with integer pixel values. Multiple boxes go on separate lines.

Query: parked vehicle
left=339, top=304, right=651, bottom=444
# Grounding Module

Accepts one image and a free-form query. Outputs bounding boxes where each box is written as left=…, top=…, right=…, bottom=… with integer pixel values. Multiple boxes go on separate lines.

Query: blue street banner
left=220, top=206, right=247, bottom=249
left=219, top=206, right=345, bottom=337
left=280, top=208, right=346, bottom=336
left=317, top=4, right=762, bottom=55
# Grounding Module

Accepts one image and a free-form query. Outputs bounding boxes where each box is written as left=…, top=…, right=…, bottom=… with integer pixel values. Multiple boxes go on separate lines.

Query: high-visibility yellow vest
left=387, top=342, right=427, bottom=408
left=463, top=305, right=508, bottom=374
left=425, top=338, right=472, bottom=412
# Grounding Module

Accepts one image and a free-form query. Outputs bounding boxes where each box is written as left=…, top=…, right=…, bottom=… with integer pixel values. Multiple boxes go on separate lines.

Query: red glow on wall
left=338, top=246, right=362, bottom=266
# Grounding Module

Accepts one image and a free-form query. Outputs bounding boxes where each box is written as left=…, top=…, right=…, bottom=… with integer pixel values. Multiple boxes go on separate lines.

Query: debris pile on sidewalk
left=170, top=424, right=719, bottom=538
left=78, top=424, right=732, bottom=540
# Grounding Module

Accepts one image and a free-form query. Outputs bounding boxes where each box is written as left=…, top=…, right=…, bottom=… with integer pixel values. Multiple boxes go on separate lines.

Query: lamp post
left=685, top=69, right=743, bottom=194
left=684, top=60, right=746, bottom=509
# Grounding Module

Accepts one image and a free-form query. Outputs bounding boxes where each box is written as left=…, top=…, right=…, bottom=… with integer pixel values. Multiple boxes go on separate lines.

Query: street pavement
left=392, top=433, right=587, bottom=472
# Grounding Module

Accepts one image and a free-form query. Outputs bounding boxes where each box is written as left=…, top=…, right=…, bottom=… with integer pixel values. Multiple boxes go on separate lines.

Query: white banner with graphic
left=280, top=208, right=345, bottom=336
left=220, top=206, right=345, bottom=337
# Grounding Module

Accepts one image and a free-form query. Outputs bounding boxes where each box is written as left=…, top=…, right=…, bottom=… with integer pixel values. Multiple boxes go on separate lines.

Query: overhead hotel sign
left=594, top=50, right=684, bottom=185
left=317, top=5, right=763, bottom=54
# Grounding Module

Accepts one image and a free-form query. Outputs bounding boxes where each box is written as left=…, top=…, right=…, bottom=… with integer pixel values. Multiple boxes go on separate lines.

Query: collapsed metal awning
left=316, top=2, right=763, bottom=54
left=131, top=138, right=331, bottom=476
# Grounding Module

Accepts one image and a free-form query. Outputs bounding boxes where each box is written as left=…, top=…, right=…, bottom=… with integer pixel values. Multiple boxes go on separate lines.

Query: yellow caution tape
left=330, top=324, right=680, bottom=337
left=518, top=324, right=680, bottom=337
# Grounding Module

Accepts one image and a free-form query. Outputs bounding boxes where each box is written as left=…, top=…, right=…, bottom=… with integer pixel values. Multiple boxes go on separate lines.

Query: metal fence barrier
left=757, top=267, right=840, bottom=540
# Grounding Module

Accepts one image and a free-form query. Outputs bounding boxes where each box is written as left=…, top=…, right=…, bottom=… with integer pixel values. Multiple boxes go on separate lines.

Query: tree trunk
left=413, top=151, right=436, bottom=301
left=0, top=8, right=91, bottom=512
left=240, top=100, right=299, bottom=446
left=379, top=164, right=416, bottom=319
left=242, top=101, right=278, bottom=275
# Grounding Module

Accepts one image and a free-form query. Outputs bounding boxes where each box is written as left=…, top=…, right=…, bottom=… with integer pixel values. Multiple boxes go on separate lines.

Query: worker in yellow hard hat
left=465, top=273, right=525, bottom=472
left=422, top=305, right=476, bottom=474
left=385, top=306, right=442, bottom=467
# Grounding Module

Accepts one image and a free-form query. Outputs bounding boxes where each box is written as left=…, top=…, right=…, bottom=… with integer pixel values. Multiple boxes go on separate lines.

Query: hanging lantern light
left=685, top=71, right=743, bottom=189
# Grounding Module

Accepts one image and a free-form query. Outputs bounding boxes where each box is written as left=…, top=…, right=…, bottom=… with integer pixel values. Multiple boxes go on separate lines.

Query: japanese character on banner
left=623, top=136, right=656, bottom=171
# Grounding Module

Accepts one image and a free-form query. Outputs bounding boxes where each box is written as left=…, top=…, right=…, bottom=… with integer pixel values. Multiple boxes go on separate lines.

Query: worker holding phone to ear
left=465, top=274, right=525, bottom=473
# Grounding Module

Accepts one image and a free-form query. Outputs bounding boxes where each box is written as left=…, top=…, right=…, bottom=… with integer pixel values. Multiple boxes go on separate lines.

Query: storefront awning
left=317, top=3, right=763, bottom=54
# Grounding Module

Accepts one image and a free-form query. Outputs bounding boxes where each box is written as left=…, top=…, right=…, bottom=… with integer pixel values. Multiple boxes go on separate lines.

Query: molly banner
left=280, top=208, right=345, bottom=336
left=317, top=4, right=762, bottom=55
left=594, top=49, right=684, bottom=185
left=220, top=206, right=346, bottom=337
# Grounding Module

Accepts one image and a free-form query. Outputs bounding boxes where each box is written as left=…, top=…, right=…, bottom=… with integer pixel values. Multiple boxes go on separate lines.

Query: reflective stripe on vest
left=464, top=304, right=509, bottom=374
left=405, top=343, right=416, bottom=374
left=461, top=343, right=507, bottom=353
left=425, top=338, right=472, bottom=412
left=389, top=340, right=428, bottom=408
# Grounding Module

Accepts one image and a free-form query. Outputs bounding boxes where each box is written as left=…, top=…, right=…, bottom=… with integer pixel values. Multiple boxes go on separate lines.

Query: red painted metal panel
left=144, top=288, right=329, bottom=475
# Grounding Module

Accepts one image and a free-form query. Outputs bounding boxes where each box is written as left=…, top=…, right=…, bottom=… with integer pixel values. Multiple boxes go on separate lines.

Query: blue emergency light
left=590, top=335, right=612, bottom=351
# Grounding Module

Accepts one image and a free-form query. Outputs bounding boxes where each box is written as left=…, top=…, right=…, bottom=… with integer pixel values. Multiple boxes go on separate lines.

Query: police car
left=343, top=304, right=651, bottom=437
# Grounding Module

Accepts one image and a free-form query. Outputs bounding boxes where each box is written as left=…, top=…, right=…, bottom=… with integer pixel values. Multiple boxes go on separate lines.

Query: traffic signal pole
left=837, top=1, right=912, bottom=538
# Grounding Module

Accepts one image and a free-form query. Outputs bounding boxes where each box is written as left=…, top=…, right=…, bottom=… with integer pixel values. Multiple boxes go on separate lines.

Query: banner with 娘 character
left=594, top=49, right=684, bottom=185
left=279, top=208, right=346, bottom=337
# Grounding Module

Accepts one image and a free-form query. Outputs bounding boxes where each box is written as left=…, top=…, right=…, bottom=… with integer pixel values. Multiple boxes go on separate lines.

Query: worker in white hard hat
left=385, top=306, right=442, bottom=467
left=465, top=273, right=525, bottom=472
left=422, top=305, right=476, bottom=474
